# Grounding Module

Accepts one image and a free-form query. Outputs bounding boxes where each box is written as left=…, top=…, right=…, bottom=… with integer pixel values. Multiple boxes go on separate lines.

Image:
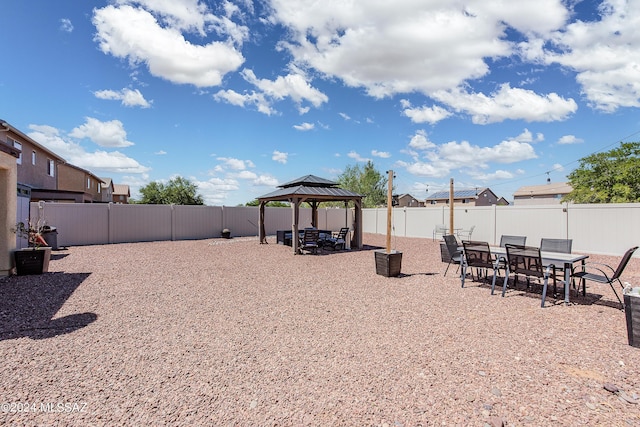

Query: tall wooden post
left=386, top=170, right=393, bottom=253
left=449, top=178, right=454, bottom=234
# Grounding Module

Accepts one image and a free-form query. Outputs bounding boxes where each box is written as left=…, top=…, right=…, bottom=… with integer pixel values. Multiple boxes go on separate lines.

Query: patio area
left=1, top=233, right=640, bottom=426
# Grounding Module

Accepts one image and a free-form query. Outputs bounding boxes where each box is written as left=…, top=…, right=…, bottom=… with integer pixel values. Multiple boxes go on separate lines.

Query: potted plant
left=12, top=217, right=52, bottom=275
left=374, top=170, right=402, bottom=277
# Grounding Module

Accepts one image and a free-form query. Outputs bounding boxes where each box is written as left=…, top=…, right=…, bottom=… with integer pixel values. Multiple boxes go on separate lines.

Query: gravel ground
left=1, top=233, right=640, bottom=426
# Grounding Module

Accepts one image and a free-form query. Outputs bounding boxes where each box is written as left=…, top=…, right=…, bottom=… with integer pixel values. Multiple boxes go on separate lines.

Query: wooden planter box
left=625, top=293, right=640, bottom=348
left=374, top=250, right=402, bottom=277
left=14, top=247, right=52, bottom=276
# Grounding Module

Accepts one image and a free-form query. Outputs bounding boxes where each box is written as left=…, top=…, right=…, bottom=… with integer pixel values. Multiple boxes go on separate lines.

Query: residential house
left=100, top=178, right=114, bottom=203
left=113, top=184, right=130, bottom=204
left=57, top=163, right=105, bottom=203
left=513, top=182, right=573, bottom=205
left=425, top=188, right=501, bottom=206
left=0, top=119, right=64, bottom=199
left=395, top=193, right=423, bottom=207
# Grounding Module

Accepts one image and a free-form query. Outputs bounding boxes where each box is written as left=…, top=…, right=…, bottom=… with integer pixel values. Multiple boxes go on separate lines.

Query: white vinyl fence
left=363, top=203, right=640, bottom=257
left=30, top=201, right=640, bottom=257
left=29, top=202, right=354, bottom=248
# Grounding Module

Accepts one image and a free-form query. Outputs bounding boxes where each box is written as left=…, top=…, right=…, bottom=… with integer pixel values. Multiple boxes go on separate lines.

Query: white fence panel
left=568, top=203, right=640, bottom=255
left=111, top=204, right=173, bottom=243
left=174, top=205, right=222, bottom=240
left=224, top=206, right=260, bottom=237
left=35, top=202, right=108, bottom=247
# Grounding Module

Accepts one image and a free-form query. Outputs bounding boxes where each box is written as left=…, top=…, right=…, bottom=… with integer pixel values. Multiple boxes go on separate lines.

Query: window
left=98, top=182, right=101, bottom=193
left=32, top=151, right=36, bottom=165
left=47, top=159, right=55, bottom=177
left=9, top=138, right=22, bottom=165
left=87, top=178, right=91, bottom=189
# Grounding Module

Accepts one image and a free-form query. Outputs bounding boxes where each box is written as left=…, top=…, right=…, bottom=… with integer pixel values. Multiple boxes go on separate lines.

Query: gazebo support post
left=259, top=201, right=267, bottom=244
left=292, top=197, right=300, bottom=254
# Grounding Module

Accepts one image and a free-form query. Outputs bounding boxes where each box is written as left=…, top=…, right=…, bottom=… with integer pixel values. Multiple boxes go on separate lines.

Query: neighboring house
left=513, top=182, right=573, bottom=205
left=113, top=184, right=130, bottom=204
left=100, top=178, right=114, bottom=203
left=425, top=188, right=501, bottom=206
left=57, top=163, right=105, bottom=203
left=0, top=119, right=64, bottom=197
left=497, top=197, right=510, bottom=206
left=395, top=193, right=423, bottom=207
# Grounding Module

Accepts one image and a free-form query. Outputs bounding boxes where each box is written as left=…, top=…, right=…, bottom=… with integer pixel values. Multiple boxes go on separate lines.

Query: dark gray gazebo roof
left=258, top=175, right=362, bottom=202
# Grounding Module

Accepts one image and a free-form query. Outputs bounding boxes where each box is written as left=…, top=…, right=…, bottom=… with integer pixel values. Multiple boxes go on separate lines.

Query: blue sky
left=2, top=0, right=640, bottom=205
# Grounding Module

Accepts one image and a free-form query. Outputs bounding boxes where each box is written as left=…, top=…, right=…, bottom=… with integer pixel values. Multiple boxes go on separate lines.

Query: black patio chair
left=540, top=238, right=573, bottom=295
left=324, top=227, right=350, bottom=251
left=499, top=235, right=527, bottom=247
left=299, top=229, right=320, bottom=254
left=461, top=240, right=502, bottom=291
left=573, top=246, right=638, bottom=307
left=441, top=234, right=462, bottom=277
left=502, top=244, right=555, bottom=308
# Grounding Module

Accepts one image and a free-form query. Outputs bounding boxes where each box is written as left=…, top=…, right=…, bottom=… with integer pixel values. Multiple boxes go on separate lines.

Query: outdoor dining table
left=460, top=246, right=589, bottom=305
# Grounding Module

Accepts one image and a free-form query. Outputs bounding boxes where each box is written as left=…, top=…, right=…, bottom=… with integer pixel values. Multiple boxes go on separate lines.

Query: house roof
left=513, top=182, right=573, bottom=197
left=426, top=188, right=486, bottom=200
left=113, top=184, right=130, bottom=196
left=1, top=119, right=66, bottom=162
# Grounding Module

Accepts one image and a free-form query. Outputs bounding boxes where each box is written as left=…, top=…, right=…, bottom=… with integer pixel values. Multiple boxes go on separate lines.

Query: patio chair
left=457, top=225, right=475, bottom=241
left=324, top=227, right=350, bottom=251
left=433, top=224, right=448, bottom=241
left=441, top=234, right=462, bottom=277
left=461, top=240, right=502, bottom=291
left=573, top=246, right=638, bottom=307
left=540, top=238, right=573, bottom=295
left=499, top=235, right=527, bottom=247
left=502, top=244, right=555, bottom=308
left=299, top=229, right=320, bottom=254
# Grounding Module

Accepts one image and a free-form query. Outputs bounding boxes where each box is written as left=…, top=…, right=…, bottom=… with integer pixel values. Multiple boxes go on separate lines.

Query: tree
left=244, top=199, right=289, bottom=207
left=337, top=160, right=388, bottom=208
left=139, top=177, right=204, bottom=205
left=563, top=142, right=640, bottom=203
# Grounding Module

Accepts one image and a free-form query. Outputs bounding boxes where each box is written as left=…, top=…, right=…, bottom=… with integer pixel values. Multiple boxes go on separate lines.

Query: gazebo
left=257, top=175, right=363, bottom=254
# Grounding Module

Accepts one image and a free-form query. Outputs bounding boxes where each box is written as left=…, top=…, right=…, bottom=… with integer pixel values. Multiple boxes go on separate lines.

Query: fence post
left=108, top=203, right=113, bottom=244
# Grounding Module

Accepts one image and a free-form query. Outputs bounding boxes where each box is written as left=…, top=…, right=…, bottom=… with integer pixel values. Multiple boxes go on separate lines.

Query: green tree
left=337, top=160, right=388, bottom=208
left=244, top=199, right=289, bottom=207
left=139, top=177, right=204, bottom=205
left=563, top=142, right=640, bottom=203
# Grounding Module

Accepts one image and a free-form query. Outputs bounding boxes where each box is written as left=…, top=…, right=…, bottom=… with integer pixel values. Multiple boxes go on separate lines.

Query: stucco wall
left=0, top=150, right=17, bottom=276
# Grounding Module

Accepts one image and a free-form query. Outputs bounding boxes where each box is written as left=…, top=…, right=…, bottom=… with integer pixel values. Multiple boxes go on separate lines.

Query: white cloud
left=293, top=122, right=314, bottom=131
left=216, top=157, right=254, bottom=170
left=272, top=150, right=288, bottom=164
left=69, top=117, right=135, bottom=148
left=253, top=175, right=279, bottom=186
left=94, top=88, right=152, bottom=108
left=339, top=112, right=351, bottom=121
left=408, top=130, right=436, bottom=151
left=60, top=18, right=74, bottom=33
left=541, top=1, right=640, bottom=112
left=371, top=150, right=390, bottom=158
left=347, top=151, right=370, bottom=162
left=432, top=84, right=578, bottom=124
left=557, top=134, right=584, bottom=145
left=213, top=89, right=276, bottom=115
left=155, top=150, right=167, bottom=155
left=28, top=124, right=149, bottom=174
left=402, top=103, right=452, bottom=124
left=270, top=0, right=568, bottom=98
left=92, top=4, right=245, bottom=87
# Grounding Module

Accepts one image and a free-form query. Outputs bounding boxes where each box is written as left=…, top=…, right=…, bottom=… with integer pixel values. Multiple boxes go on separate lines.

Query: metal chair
left=540, top=238, right=573, bottom=295
left=441, top=234, right=462, bottom=277
left=461, top=240, right=502, bottom=291
left=499, top=235, right=527, bottom=247
left=457, top=225, right=475, bottom=241
left=299, top=229, right=320, bottom=254
left=433, top=224, right=448, bottom=241
left=502, top=244, right=555, bottom=308
left=324, top=227, right=350, bottom=251
left=573, top=246, right=638, bottom=307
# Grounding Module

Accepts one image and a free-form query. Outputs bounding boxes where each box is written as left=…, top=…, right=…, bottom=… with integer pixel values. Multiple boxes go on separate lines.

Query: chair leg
left=541, top=276, right=549, bottom=308
left=444, top=261, right=451, bottom=277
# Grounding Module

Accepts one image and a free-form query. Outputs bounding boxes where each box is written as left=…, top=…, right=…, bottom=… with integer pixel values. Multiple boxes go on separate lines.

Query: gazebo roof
left=258, top=174, right=361, bottom=202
